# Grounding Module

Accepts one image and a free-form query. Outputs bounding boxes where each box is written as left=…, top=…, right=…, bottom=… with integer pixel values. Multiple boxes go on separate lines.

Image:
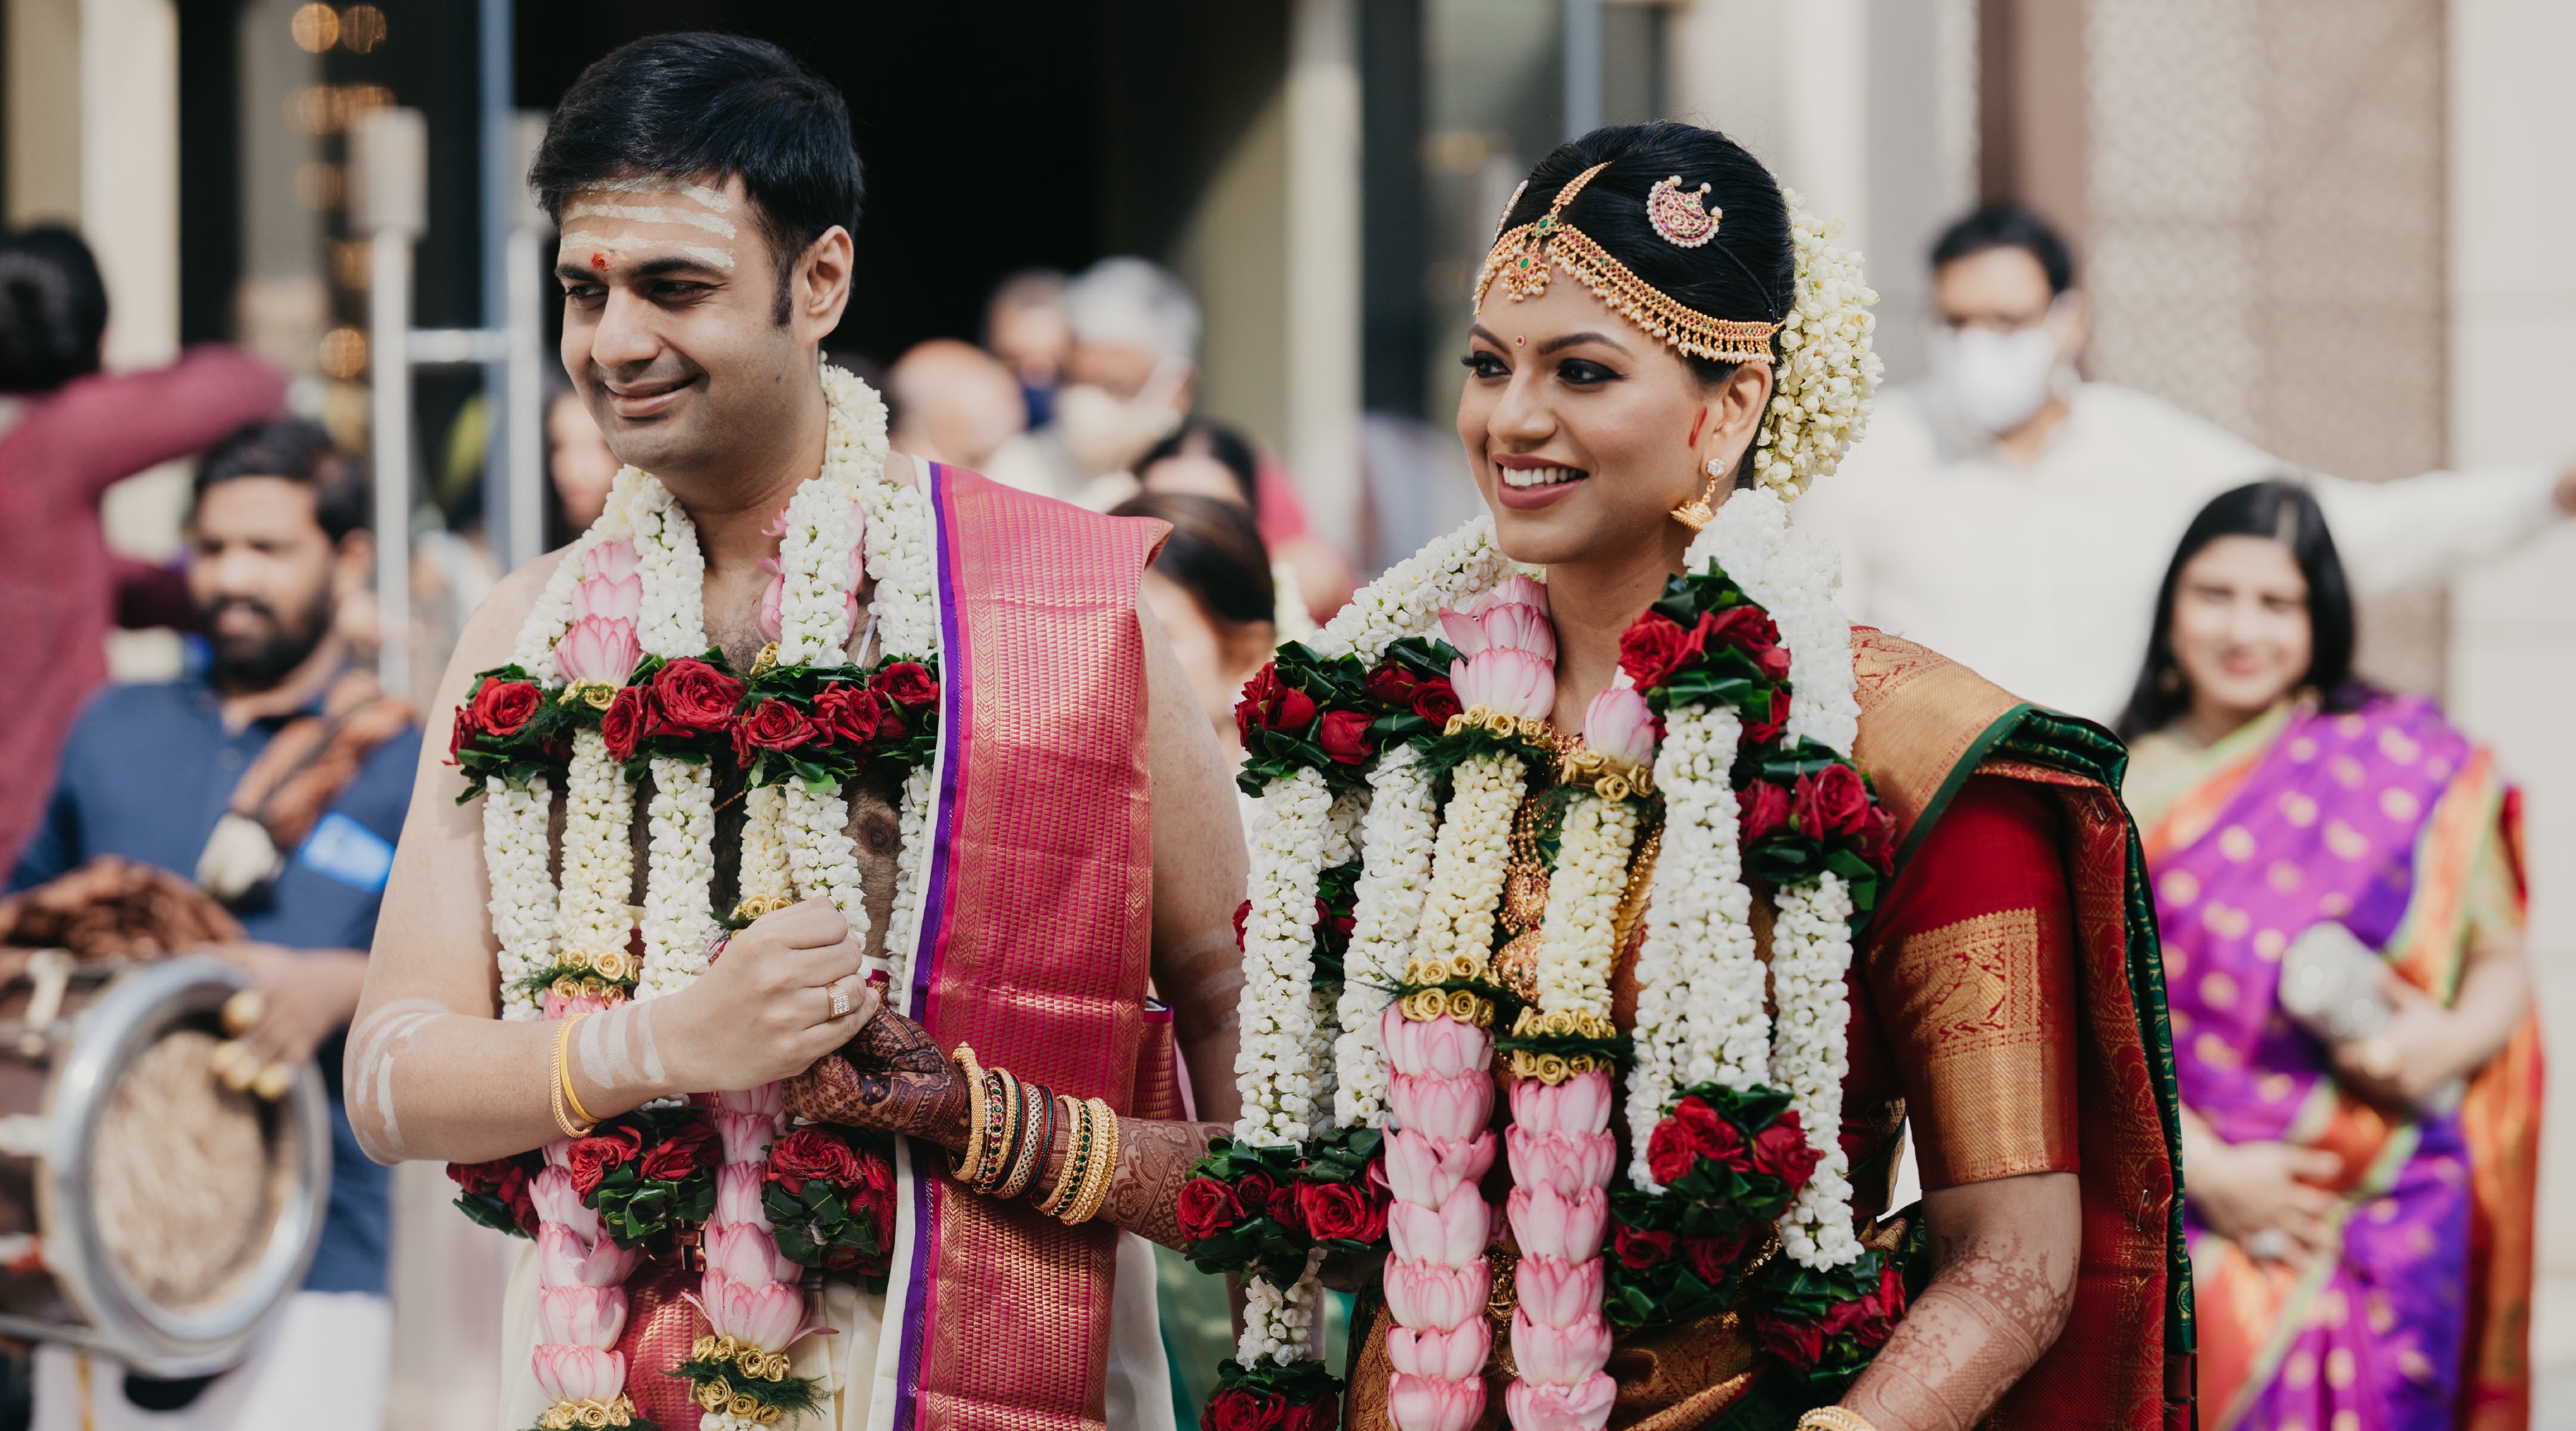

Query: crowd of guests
left=0, top=198, right=2559, bottom=1430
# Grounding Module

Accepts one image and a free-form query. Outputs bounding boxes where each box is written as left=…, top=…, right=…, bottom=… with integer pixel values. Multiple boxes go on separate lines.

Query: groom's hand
left=663, top=897, right=872, bottom=1093
left=781, top=1007, right=972, bottom=1152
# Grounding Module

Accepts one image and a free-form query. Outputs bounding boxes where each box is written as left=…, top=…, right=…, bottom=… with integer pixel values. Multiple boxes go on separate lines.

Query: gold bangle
left=549, top=1015, right=595, bottom=1138
left=1035, top=1095, right=1091, bottom=1218
left=952, top=1046, right=990, bottom=1186
left=995, top=1080, right=1053, bottom=1199
left=1060, top=1099, right=1120, bottom=1226
left=1796, top=1409, right=1879, bottom=1431
left=976, top=1069, right=1023, bottom=1193
left=559, top=1014, right=600, bottom=1128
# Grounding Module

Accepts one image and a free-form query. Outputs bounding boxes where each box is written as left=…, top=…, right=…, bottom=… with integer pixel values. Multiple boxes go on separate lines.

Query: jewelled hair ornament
left=1476, top=162, right=1782, bottom=366
left=1646, top=175, right=1721, bottom=248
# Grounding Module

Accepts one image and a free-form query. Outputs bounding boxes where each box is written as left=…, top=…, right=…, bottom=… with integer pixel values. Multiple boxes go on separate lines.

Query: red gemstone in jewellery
left=1647, top=175, right=1722, bottom=248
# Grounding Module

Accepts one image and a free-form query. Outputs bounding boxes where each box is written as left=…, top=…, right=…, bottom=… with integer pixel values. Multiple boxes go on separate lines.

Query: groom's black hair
left=531, top=33, right=863, bottom=322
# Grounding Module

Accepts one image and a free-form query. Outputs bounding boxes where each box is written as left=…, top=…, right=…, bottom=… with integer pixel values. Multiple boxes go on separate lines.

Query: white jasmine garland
left=636, top=756, right=717, bottom=1000
left=736, top=787, right=794, bottom=909
left=882, top=763, right=937, bottom=997
left=1770, top=873, right=1863, bottom=1267
left=1236, top=1249, right=1330, bottom=1367
left=1307, top=516, right=1508, bottom=664
left=1749, top=190, right=1882, bottom=502
left=487, top=779, right=557, bottom=1021
left=555, top=728, right=635, bottom=966
left=1234, top=766, right=1332, bottom=1146
left=1335, top=748, right=1439, bottom=1127
left=1531, top=791, right=1639, bottom=1021
left=1409, top=752, right=1526, bottom=978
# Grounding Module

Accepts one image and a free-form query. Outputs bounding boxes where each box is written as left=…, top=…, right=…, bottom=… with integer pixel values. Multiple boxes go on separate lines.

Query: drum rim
left=38, top=956, right=333, bottom=1376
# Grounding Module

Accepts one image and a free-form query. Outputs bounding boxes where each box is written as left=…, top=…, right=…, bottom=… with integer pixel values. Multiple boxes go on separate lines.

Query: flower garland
left=450, top=363, right=933, bottom=1430
left=1747, top=191, right=1883, bottom=503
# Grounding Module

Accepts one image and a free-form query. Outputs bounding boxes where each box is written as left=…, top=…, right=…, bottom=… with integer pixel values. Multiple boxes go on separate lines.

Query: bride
left=812, top=122, right=2187, bottom=1431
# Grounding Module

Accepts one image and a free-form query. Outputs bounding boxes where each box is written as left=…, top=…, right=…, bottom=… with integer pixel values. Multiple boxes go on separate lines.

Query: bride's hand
left=659, top=897, right=874, bottom=1093
left=781, top=1005, right=972, bottom=1151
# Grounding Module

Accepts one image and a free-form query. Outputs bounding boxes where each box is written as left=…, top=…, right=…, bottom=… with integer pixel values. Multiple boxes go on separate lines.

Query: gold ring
left=220, top=989, right=265, bottom=1035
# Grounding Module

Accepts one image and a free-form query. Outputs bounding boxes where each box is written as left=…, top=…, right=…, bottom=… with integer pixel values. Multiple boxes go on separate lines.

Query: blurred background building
left=4, top=0, right=2572, bottom=1425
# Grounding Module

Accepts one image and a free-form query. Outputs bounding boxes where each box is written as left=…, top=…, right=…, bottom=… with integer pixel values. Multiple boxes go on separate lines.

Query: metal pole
left=505, top=223, right=545, bottom=569
left=1563, top=0, right=1603, bottom=138
left=479, top=0, right=519, bottom=569
left=369, top=233, right=414, bottom=698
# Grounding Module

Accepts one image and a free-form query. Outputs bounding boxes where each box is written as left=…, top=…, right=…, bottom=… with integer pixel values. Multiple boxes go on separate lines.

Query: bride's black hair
left=1496, top=122, right=1795, bottom=387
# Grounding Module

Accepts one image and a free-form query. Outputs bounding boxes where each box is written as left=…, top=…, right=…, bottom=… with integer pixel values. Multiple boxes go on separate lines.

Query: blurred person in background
left=1057, top=255, right=1199, bottom=497
left=1111, top=490, right=1277, bottom=756
left=1138, top=420, right=1340, bottom=638
left=0, top=225, right=286, bottom=869
left=546, top=382, right=622, bottom=542
left=985, top=266, right=1071, bottom=429
left=2117, top=480, right=2537, bottom=1431
left=886, top=336, right=1062, bottom=495
left=16, top=419, right=416, bottom=1431
left=1799, top=202, right=2576, bottom=723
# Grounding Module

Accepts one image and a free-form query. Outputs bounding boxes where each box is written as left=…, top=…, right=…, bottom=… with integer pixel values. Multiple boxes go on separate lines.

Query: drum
left=0, top=952, right=331, bottom=1376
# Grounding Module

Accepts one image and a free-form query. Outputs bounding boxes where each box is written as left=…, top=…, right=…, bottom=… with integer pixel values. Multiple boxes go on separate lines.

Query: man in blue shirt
left=14, top=419, right=418, bottom=1430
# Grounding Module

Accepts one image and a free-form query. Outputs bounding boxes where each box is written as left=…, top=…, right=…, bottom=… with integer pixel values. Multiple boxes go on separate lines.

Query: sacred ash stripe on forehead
left=565, top=200, right=739, bottom=238
left=591, top=175, right=737, bottom=213
left=557, top=227, right=736, bottom=271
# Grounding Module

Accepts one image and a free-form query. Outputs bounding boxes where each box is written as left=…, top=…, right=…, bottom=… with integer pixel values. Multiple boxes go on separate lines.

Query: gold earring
left=1672, top=457, right=1727, bottom=532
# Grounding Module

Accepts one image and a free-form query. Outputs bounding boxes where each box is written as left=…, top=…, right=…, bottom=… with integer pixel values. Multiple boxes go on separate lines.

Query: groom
left=351, top=34, right=1248, bottom=1430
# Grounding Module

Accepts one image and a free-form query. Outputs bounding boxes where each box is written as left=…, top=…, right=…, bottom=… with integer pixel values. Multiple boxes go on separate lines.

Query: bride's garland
left=1184, top=194, right=1898, bottom=1426
left=446, top=365, right=931, bottom=1431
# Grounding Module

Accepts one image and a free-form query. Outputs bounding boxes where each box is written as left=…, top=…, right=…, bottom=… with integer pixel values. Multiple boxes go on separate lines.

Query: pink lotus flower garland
left=1381, top=1005, right=1496, bottom=1431
left=560, top=541, right=645, bottom=688
left=1503, top=1071, right=1619, bottom=1429
left=694, top=1083, right=821, bottom=1363
left=530, top=1135, right=643, bottom=1421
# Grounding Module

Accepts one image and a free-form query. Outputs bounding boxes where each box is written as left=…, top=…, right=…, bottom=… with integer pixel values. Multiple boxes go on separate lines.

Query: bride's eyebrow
left=1536, top=330, right=1629, bottom=356
left=1466, top=323, right=1508, bottom=349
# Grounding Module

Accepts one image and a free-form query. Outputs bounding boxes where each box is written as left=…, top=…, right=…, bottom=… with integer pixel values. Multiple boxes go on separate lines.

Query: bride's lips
left=1491, top=452, right=1589, bottom=510
left=603, top=374, right=696, bottom=420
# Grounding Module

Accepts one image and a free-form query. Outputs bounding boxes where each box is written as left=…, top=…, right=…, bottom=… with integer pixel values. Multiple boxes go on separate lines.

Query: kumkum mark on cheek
left=1687, top=407, right=1708, bottom=448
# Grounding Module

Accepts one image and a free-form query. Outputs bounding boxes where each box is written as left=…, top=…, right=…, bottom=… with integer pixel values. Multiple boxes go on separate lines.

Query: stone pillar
left=1284, top=0, right=1365, bottom=553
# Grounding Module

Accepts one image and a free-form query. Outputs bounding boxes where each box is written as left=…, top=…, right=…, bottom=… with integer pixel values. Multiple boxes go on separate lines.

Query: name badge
left=297, top=811, right=396, bottom=893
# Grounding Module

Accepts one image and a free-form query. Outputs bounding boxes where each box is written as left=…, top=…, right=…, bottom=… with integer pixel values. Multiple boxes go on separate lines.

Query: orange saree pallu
left=1344, top=630, right=2191, bottom=1431
left=879, top=465, right=1168, bottom=1431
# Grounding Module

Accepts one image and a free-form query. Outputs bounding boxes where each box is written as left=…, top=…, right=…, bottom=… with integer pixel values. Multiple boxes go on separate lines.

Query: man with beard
left=11, top=418, right=417, bottom=1431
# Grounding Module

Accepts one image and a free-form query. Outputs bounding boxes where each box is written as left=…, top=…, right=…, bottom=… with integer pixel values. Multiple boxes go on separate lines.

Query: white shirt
left=1795, top=380, right=2560, bottom=724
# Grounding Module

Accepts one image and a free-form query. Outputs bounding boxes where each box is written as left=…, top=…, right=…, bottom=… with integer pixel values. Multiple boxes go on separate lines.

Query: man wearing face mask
left=1797, top=202, right=2576, bottom=723
left=14, top=419, right=418, bottom=1430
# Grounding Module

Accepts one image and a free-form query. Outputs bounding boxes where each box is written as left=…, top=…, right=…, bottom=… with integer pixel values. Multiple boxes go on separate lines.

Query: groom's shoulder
left=446, top=546, right=575, bottom=685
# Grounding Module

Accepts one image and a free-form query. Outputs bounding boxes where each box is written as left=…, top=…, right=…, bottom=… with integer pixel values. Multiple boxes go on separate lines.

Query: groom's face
left=555, top=174, right=849, bottom=483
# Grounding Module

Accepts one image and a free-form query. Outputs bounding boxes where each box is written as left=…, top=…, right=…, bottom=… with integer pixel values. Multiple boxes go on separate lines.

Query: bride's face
left=1456, top=275, right=1771, bottom=572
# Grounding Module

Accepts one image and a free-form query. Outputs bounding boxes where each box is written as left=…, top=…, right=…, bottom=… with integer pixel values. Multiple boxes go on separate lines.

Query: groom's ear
left=786, top=225, right=854, bottom=340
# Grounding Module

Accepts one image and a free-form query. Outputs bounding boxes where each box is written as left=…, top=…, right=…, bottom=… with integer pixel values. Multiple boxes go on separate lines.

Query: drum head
left=38, top=959, right=331, bottom=1375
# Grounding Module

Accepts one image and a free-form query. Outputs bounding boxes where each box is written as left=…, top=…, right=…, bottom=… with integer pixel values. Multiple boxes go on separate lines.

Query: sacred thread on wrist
left=550, top=1014, right=596, bottom=1138
left=952, top=1045, right=991, bottom=1185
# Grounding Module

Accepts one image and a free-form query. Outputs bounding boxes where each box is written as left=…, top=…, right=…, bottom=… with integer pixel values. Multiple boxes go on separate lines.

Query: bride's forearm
left=1843, top=1172, right=2080, bottom=1431
left=1018, top=1115, right=1227, bottom=1248
left=342, top=994, right=683, bottom=1165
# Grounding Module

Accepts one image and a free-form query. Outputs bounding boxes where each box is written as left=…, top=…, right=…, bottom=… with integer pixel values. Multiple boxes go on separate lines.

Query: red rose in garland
left=653, top=657, right=743, bottom=733
left=733, top=698, right=818, bottom=763
left=1176, top=1178, right=1245, bottom=1242
left=637, top=1119, right=720, bottom=1182
left=1281, top=1395, right=1338, bottom=1431
left=1738, top=781, right=1793, bottom=844
left=1614, top=1222, right=1676, bottom=1270
left=1317, top=709, right=1374, bottom=765
left=1231, top=899, right=1252, bottom=949
left=1410, top=678, right=1462, bottom=727
left=448, top=1158, right=537, bottom=1234
left=1850, top=804, right=1898, bottom=874
left=566, top=1123, right=643, bottom=1195
left=1695, top=605, right=1789, bottom=680
left=1206, top=1388, right=1289, bottom=1431
left=1745, top=685, right=1792, bottom=748
left=871, top=660, right=938, bottom=707
left=599, top=683, right=674, bottom=763
left=1363, top=665, right=1423, bottom=707
left=1792, top=763, right=1873, bottom=840
left=467, top=678, right=542, bottom=738
left=1233, top=1169, right=1279, bottom=1217
left=1755, top=1310, right=1828, bottom=1367
left=1234, top=666, right=1317, bottom=744
left=1681, top=1226, right=1754, bottom=1286
left=1295, top=1176, right=1387, bottom=1244
left=767, top=1127, right=866, bottom=1196
left=1265, top=1181, right=1307, bottom=1237
left=813, top=684, right=884, bottom=747
left=1617, top=612, right=1694, bottom=690
left=1748, top=1115, right=1822, bottom=1190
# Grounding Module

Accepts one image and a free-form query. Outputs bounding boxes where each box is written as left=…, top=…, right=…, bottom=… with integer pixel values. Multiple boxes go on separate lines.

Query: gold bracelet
left=976, top=1069, right=1023, bottom=1194
left=995, top=1080, right=1053, bottom=1199
left=1796, top=1409, right=1879, bottom=1431
left=1060, top=1098, right=1121, bottom=1226
left=549, top=1015, right=595, bottom=1138
left=952, top=1046, right=991, bottom=1186
left=559, top=1015, right=600, bottom=1128
left=1035, top=1095, right=1091, bottom=1218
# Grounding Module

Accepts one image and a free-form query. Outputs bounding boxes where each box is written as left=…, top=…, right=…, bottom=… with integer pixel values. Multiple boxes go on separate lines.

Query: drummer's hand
left=2187, top=1137, right=2342, bottom=1270
left=207, top=942, right=369, bottom=1067
left=782, top=1008, right=970, bottom=1153
left=660, top=897, right=874, bottom=1094
left=2331, top=976, right=2462, bottom=1106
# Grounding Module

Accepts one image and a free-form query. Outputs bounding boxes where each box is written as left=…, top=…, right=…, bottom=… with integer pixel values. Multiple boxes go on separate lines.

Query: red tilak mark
left=1513, top=335, right=1525, bottom=346
left=590, top=252, right=609, bottom=272
left=1687, top=409, right=1708, bottom=447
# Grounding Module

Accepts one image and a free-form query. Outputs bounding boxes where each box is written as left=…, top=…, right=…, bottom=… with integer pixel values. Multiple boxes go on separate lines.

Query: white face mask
left=1931, top=319, right=2063, bottom=437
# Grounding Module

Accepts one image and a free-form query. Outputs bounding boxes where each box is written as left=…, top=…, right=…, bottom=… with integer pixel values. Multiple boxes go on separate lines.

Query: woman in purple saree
left=2115, top=481, right=2540, bottom=1431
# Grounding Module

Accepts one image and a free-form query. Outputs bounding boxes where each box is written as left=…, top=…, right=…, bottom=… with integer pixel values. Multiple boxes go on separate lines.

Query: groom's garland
left=445, top=366, right=936, bottom=1431
left=1186, top=192, right=1892, bottom=1427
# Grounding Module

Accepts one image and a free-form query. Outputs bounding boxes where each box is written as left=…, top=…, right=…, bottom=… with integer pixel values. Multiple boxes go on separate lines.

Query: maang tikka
left=1646, top=175, right=1722, bottom=248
